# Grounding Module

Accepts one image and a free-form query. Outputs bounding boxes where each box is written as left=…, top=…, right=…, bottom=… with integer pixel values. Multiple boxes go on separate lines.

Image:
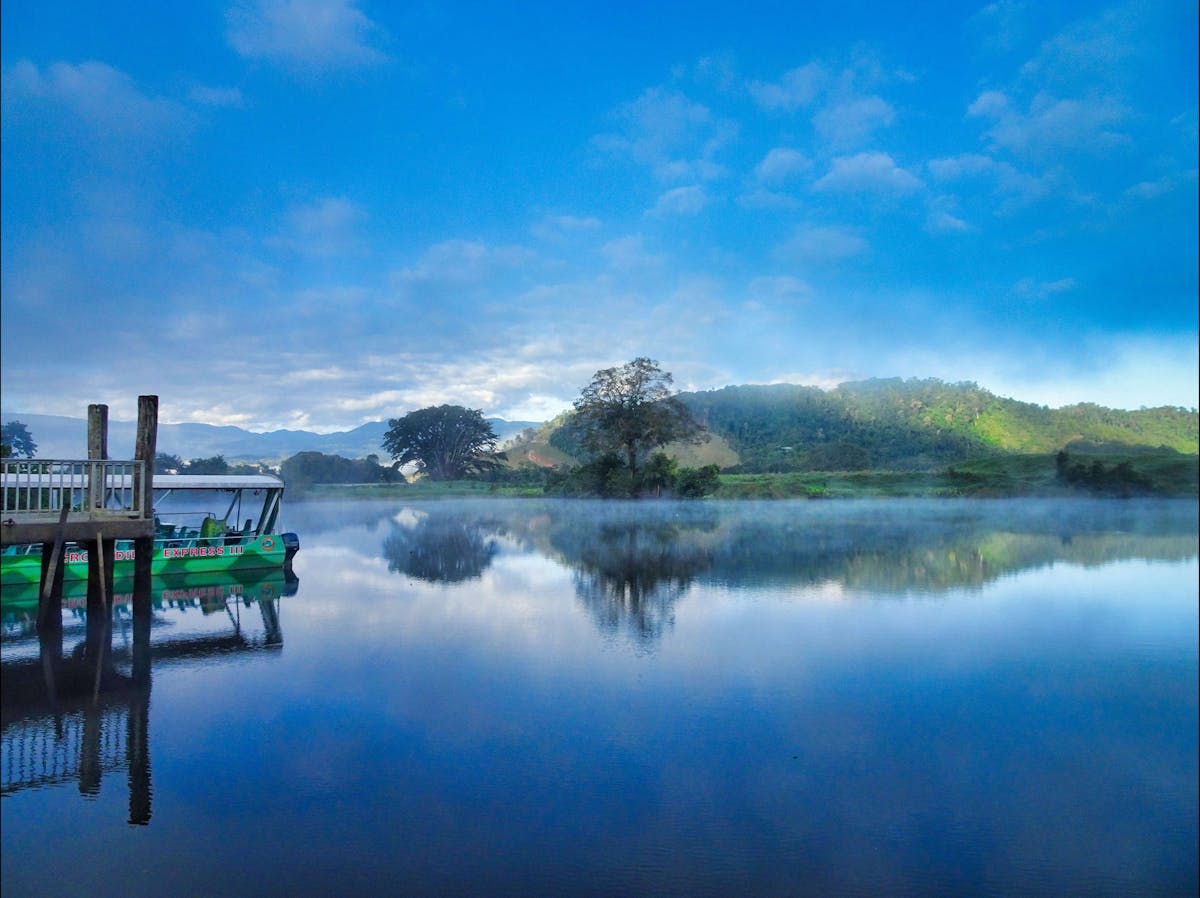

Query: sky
left=1, top=0, right=1197, bottom=432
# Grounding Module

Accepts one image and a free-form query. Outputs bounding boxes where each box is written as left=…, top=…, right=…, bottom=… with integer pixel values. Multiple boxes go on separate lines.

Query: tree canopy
left=185, top=455, right=230, bottom=475
left=382, top=405, right=503, bottom=480
left=281, top=451, right=400, bottom=491
left=572, top=358, right=702, bottom=484
left=1, top=421, right=37, bottom=458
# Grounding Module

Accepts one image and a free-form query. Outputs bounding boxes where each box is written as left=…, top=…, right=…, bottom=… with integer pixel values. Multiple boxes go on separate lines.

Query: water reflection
left=3, top=498, right=1196, bottom=896
left=358, top=498, right=1198, bottom=645
left=381, top=508, right=502, bottom=583
left=1, top=570, right=294, bottom=823
left=549, top=513, right=717, bottom=645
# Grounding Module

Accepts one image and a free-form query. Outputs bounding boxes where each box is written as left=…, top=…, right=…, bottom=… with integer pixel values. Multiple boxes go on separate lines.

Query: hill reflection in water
left=287, top=497, right=1199, bottom=647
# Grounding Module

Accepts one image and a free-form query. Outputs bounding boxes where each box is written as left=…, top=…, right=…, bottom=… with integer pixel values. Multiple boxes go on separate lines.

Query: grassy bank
left=717, top=450, right=1198, bottom=499
left=290, top=450, right=1198, bottom=501
left=293, top=480, right=545, bottom=500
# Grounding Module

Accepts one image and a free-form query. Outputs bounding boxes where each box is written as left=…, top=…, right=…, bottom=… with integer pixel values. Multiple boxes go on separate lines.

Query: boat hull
left=0, top=534, right=291, bottom=587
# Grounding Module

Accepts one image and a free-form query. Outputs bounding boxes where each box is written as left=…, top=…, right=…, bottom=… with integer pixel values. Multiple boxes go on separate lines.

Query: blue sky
left=2, top=0, right=1196, bottom=431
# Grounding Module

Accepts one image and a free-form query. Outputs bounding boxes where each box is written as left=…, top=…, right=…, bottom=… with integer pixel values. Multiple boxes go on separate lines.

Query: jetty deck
left=1, top=459, right=155, bottom=546
left=1, top=397, right=158, bottom=617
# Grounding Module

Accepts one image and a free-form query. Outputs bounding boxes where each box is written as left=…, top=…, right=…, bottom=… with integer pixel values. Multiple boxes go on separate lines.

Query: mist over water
left=4, top=498, right=1197, bottom=896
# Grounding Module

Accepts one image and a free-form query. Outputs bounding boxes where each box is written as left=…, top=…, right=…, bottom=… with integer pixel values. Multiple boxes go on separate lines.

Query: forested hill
left=679, top=379, right=1197, bottom=472
left=532, top=378, right=1198, bottom=473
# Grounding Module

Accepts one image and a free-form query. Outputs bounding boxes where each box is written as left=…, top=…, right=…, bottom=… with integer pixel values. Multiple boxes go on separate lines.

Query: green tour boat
left=1, top=473, right=299, bottom=588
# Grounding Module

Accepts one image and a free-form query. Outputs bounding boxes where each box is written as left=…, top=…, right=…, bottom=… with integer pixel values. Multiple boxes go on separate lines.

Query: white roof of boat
left=0, top=471, right=284, bottom=490
left=154, top=474, right=284, bottom=490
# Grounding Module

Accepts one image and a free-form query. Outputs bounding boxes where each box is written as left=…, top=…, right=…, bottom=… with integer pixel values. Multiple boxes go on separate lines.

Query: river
left=2, top=498, right=1196, bottom=896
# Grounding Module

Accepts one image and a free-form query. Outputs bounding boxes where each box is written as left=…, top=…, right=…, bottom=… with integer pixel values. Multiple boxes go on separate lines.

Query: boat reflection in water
left=0, top=569, right=296, bottom=824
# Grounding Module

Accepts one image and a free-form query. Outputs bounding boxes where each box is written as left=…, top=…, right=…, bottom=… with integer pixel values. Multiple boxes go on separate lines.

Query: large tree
left=1, top=421, right=37, bottom=458
left=572, top=357, right=702, bottom=487
left=383, top=405, right=502, bottom=480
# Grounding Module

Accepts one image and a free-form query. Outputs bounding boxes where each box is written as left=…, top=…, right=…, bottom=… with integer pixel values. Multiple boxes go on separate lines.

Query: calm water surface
left=2, top=498, right=1197, bottom=896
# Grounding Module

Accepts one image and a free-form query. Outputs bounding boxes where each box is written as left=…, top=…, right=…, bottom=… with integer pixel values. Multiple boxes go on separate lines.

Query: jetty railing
left=1, top=459, right=148, bottom=525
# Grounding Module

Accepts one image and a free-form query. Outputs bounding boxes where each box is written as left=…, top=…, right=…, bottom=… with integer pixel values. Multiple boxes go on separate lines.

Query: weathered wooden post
left=87, top=403, right=109, bottom=461
left=130, top=396, right=157, bottom=825
left=37, top=513, right=66, bottom=635
left=85, top=405, right=115, bottom=643
left=132, top=396, right=158, bottom=619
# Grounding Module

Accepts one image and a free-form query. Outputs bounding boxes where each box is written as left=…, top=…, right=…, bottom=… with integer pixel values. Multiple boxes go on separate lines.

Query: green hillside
left=505, top=378, right=1197, bottom=475
left=681, top=378, right=1196, bottom=472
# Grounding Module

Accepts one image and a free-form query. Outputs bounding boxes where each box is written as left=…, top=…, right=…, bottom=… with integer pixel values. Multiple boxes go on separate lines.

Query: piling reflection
left=1, top=570, right=295, bottom=824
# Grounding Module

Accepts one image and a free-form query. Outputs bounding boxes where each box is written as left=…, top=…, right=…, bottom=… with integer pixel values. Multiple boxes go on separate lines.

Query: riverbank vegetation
left=5, top=372, right=1196, bottom=500
left=290, top=445, right=1196, bottom=500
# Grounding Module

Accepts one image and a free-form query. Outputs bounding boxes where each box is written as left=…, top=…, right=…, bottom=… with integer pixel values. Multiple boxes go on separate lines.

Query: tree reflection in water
left=381, top=510, right=501, bottom=583
left=547, top=508, right=718, bottom=646
left=372, top=498, right=1197, bottom=644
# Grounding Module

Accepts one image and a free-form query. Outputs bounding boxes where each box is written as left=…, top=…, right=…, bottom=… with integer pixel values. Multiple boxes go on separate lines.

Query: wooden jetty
left=1, top=396, right=158, bottom=628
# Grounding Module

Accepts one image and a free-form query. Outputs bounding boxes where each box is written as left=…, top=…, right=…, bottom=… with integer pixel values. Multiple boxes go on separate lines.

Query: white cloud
left=966, top=5, right=1145, bottom=160
left=1124, top=170, right=1198, bottom=201
left=647, top=185, right=709, bottom=217
left=925, top=195, right=972, bottom=234
left=968, top=90, right=1008, bottom=119
left=500, top=394, right=572, bottom=423
left=967, top=334, right=1200, bottom=411
left=970, top=90, right=1129, bottom=156
left=747, top=276, right=811, bottom=303
left=813, top=152, right=922, bottom=194
left=189, top=85, right=245, bottom=107
left=736, top=188, right=800, bottom=210
left=3, top=59, right=188, bottom=137
left=754, top=148, right=811, bottom=183
left=600, top=235, right=662, bottom=270
left=595, top=87, right=735, bottom=181
left=530, top=214, right=602, bottom=242
left=766, top=371, right=854, bottom=391
left=969, top=0, right=1030, bottom=53
left=1013, top=276, right=1078, bottom=299
left=814, top=95, right=895, bottom=146
left=927, top=153, right=999, bottom=180
left=226, top=0, right=389, bottom=72
left=396, top=239, right=535, bottom=287
left=774, top=225, right=868, bottom=264
left=927, top=211, right=971, bottom=234
left=270, top=196, right=367, bottom=256
left=748, top=62, right=826, bottom=111
left=927, top=153, right=1050, bottom=208
left=1018, top=6, right=1137, bottom=90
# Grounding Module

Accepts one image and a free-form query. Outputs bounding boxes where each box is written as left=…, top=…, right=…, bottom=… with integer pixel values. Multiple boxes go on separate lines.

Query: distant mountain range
left=0, top=413, right=537, bottom=463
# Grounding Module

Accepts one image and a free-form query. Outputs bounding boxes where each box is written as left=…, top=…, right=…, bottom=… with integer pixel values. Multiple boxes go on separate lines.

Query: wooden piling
left=37, top=501, right=70, bottom=634
left=87, top=404, right=109, bottom=462
left=132, top=396, right=158, bottom=618
left=86, top=406, right=115, bottom=627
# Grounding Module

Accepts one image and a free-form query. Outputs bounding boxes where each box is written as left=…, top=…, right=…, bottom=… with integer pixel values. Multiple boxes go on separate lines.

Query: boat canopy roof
left=154, top=474, right=284, bottom=491
left=1, top=471, right=284, bottom=491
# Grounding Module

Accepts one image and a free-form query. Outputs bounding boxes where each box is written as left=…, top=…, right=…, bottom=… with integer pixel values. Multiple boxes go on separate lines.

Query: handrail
left=1, top=459, right=148, bottom=523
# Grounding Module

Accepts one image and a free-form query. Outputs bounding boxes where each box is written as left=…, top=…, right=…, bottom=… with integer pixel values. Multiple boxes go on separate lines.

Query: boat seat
left=199, top=517, right=223, bottom=546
